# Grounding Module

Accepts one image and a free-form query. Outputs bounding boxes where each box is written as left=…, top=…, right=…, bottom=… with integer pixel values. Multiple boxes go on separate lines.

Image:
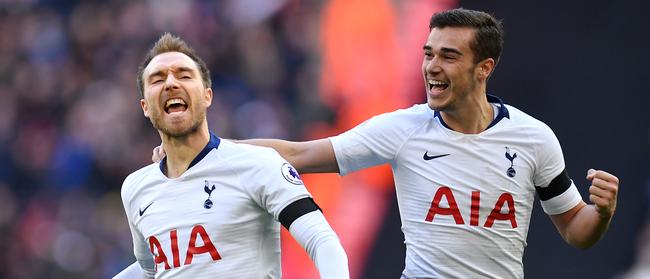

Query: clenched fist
left=586, top=169, right=619, bottom=219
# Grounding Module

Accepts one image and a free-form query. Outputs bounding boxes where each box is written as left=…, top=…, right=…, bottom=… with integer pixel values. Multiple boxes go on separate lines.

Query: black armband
left=535, top=168, right=572, bottom=201
left=279, top=197, right=322, bottom=229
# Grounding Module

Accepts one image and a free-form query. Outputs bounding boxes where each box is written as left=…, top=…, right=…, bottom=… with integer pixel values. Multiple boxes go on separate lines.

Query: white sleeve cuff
left=289, top=211, right=349, bottom=279
left=541, top=181, right=583, bottom=215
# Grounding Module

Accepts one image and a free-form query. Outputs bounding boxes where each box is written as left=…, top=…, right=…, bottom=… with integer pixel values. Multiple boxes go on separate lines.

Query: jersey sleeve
left=288, top=211, right=349, bottom=279
left=533, top=124, right=583, bottom=215
left=330, top=110, right=415, bottom=175
left=245, top=149, right=313, bottom=220
left=121, top=176, right=155, bottom=277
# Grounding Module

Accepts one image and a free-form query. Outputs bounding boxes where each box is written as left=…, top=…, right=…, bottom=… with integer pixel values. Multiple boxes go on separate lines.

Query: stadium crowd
left=0, top=0, right=329, bottom=277
left=2, top=1, right=647, bottom=279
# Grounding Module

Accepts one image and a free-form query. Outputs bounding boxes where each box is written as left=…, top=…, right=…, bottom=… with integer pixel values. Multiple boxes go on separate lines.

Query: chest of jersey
left=132, top=170, right=278, bottom=272
left=394, top=126, right=538, bottom=230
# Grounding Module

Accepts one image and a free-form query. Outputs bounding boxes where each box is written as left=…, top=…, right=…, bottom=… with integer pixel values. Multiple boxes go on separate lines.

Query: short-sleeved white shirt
left=121, top=134, right=311, bottom=278
left=330, top=95, right=582, bottom=278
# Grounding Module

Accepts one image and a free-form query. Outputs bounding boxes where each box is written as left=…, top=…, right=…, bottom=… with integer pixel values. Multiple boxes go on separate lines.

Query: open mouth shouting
left=428, top=79, right=449, bottom=93
left=164, top=98, right=188, bottom=115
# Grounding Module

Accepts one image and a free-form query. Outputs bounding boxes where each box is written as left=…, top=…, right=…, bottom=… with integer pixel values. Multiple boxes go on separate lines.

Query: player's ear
left=204, top=88, right=213, bottom=107
left=141, top=98, right=150, bottom=118
left=477, top=58, right=495, bottom=81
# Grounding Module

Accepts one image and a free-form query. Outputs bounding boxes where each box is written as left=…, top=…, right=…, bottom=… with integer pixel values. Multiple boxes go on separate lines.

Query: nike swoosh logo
left=423, top=152, right=450, bottom=161
left=139, top=202, right=154, bottom=216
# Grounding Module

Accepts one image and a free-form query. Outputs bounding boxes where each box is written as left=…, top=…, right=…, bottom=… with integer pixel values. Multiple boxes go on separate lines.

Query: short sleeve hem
left=540, top=181, right=583, bottom=215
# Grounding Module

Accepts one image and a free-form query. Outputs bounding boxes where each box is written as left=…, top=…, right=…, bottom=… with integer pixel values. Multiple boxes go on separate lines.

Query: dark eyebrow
left=422, top=46, right=462, bottom=57
left=440, top=47, right=463, bottom=56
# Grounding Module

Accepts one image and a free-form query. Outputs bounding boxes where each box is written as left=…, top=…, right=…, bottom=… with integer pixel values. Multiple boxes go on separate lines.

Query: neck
left=440, top=91, right=494, bottom=134
left=161, top=124, right=210, bottom=178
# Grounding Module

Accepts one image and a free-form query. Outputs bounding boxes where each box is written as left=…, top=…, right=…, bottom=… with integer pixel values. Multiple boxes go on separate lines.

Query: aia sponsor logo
left=425, top=186, right=517, bottom=228
left=148, top=224, right=222, bottom=271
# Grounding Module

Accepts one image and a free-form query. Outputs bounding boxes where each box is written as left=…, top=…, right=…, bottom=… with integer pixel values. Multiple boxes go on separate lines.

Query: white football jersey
left=330, top=95, right=582, bottom=279
left=121, top=135, right=311, bottom=279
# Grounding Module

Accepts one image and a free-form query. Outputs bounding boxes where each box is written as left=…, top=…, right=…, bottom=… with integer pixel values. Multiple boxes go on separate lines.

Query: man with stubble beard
left=114, top=33, right=348, bottom=279
left=153, top=9, right=620, bottom=278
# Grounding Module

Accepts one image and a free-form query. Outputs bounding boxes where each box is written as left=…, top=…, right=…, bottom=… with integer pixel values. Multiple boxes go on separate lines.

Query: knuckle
left=609, top=187, right=618, bottom=195
left=593, top=170, right=605, bottom=178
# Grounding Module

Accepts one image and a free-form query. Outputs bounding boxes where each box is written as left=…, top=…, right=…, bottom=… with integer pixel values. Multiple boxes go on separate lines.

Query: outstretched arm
left=550, top=169, right=619, bottom=249
left=238, top=138, right=338, bottom=173
left=153, top=138, right=339, bottom=174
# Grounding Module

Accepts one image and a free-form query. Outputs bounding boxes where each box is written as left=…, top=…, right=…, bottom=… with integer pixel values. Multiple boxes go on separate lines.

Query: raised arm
left=154, top=138, right=340, bottom=174
left=237, top=138, right=338, bottom=173
left=549, top=169, right=619, bottom=249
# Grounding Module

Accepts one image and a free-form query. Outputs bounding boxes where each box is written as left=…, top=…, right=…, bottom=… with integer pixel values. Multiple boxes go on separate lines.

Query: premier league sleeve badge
left=281, top=163, right=304, bottom=185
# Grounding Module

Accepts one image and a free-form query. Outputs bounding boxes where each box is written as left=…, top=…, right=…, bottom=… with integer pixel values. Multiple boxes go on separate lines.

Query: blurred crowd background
left=1, top=0, right=334, bottom=277
left=0, top=0, right=648, bottom=278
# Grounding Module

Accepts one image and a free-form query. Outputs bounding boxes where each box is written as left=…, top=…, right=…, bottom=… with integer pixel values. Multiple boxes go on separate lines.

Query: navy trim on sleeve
left=279, top=197, right=322, bottom=229
left=535, top=168, right=572, bottom=201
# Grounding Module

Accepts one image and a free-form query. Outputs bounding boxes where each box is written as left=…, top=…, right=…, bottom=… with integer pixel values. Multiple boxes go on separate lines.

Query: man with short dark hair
left=116, top=33, right=349, bottom=279
left=154, top=8, right=620, bottom=278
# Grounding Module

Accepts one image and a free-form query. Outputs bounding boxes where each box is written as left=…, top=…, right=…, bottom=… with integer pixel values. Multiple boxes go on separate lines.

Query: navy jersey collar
left=433, top=94, right=510, bottom=131
left=159, top=132, right=222, bottom=174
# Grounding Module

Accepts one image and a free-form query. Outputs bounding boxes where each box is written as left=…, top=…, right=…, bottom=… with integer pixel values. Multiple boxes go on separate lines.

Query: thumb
left=157, top=143, right=166, bottom=157
left=152, top=144, right=166, bottom=163
left=586, top=168, right=596, bottom=180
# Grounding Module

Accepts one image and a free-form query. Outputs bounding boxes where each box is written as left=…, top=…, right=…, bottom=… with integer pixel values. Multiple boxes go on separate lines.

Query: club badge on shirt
left=204, top=180, right=216, bottom=209
left=505, top=147, right=517, bottom=178
left=281, top=163, right=303, bottom=185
